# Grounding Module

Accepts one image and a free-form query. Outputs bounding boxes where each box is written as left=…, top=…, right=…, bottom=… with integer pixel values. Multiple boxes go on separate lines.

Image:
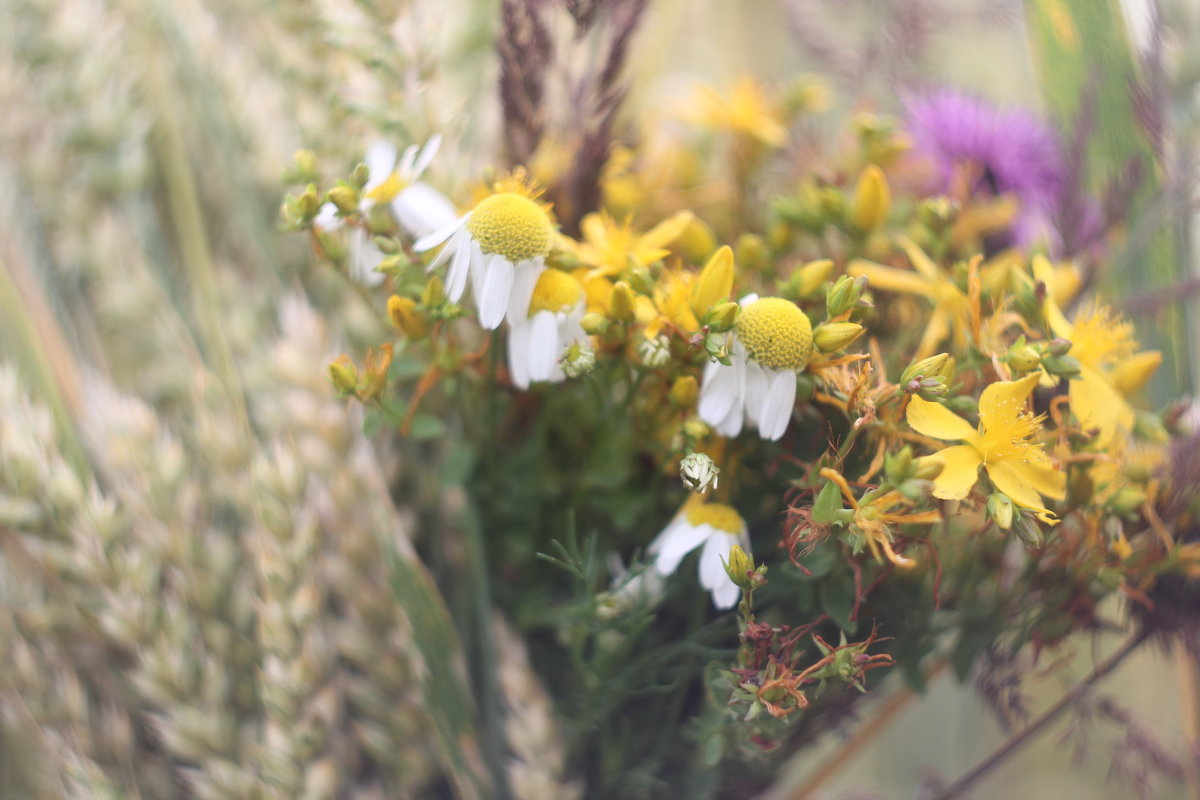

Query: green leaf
left=818, top=577, right=858, bottom=634
left=408, top=413, right=447, bottom=440
left=811, top=479, right=843, bottom=524
left=362, top=407, right=383, bottom=438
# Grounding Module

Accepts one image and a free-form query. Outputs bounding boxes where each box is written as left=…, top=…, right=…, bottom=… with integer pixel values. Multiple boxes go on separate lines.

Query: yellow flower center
left=528, top=269, right=583, bottom=315
left=685, top=503, right=745, bottom=534
left=365, top=172, right=407, bottom=204
left=735, top=297, right=814, bottom=371
left=1069, top=306, right=1136, bottom=370
left=978, top=411, right=1044, bottom=463
left=466, top=193, right=554, bottom=264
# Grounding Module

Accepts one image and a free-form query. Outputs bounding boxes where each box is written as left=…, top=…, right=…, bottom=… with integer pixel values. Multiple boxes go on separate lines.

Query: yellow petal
left=1111, top=350, right=1162, bottom=396
left=914, top=308, right=950, bottom=362
left=638, top=210, right=694, bottom=252
left=897, top=236, right=939, bottom=282
left=978, top=374, right=1040, bottom=429
left=1071, top=365, right=1133, bottom=444
left=928, top=444, right=983, bottom=500
left=847, top=260, right=931, bottom=297
left=987, top=454, right=1066, bottom=510
left=580, top=213, right=608, bottom=249
left=907, top=395, right=979, bottom=443
left=691, top=245, right=734, bottom=314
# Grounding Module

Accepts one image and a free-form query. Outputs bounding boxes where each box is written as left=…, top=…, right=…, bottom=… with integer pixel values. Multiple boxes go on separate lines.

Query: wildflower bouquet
left=282, top=5, right=1200, bottom=795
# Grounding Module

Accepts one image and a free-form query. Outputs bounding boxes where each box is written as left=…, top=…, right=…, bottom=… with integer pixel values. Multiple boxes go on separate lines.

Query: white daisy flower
left=698, top=295, right=814, bottom=441
left=596, top=556, right=666, bottom=619
left=414, top=192, right=554, bottom=330
left=507, top=269, right=588, bottom=389
left=650, top=502, right=750, bottom=610
left=314, top=136, right=457, bottom=286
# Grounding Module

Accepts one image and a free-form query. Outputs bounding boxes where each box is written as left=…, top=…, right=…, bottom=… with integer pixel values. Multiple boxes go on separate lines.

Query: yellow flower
left=573, top=210, right=694, bottom=278
left=848, top=237, right=971, bottom=360
left=640, top=267, right=700, bottom=338
left=906, top=374, right=1066, bottom=521
left=1035, top=257, right=1159, bottom=444
left=684, top=76, right=788, bottom=147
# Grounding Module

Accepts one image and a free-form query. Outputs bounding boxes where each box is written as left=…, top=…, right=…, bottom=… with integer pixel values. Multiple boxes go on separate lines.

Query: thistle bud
left=987, top=493, right=1015, bottom=531
left=1042, top=354, right=1082, bottom=379
left=580, top=312, right=609, bottom=335
left=900, top=353, right=950, bottom=387
left=723, top=544, right=754, bottom=589
left=827, top=274, right=867, bottom=317
left=706, top=301, right=740, bottom=333
left=792, top=259, right=834, bottom=297
left=680, top=452, right=719, bottom=493
left=561, top=343, right=596, bottom=378
left=387, top=296, right=427, bottom=339
left=813, top=322, right=865, bottom=353
left=422, top=275, right=445, bottom=307
left=1111, top=350, right=1162, bottom=395
left=609, top=281, right=637, bottom=321
left=692, top=246, right=734, bottom=315
left=851, top=165, right=891, bottom=232
left=328, top=356, right=359, bottom=396
left=326, top=185, right=360, bottom=215
left=670, top=375, right=699, bottom=408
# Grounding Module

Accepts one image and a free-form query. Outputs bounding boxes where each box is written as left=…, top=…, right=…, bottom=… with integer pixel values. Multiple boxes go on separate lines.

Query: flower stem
left=929, top=629, right=1149, bottom=800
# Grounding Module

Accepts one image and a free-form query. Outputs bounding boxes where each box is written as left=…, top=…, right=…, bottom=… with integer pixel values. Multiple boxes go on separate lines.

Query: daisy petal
left=506, top=260, right=543, bottom=325
left=527, top=311, right=560, bottom=382
left=907, top=395, right=978, bottom=443
left=411, top=134, right=442, bottom=178
left=756, top=369, right=797, bottom=441
left=445, top=231, right=472, bottom=302
left=699, top=363, right=738, bottom=427
left=698, top=531, right=734, bottom=592
left=414, top=214, right=469, bottom=253
left=507, top=319, right=532, bottom=389
left=928, top=444, right=983, bottom=500
left=477, top=256, right=515, bottom=330
left=651, top=520, right=709, bottom=575
left=393, top=182, right=459, bottom=239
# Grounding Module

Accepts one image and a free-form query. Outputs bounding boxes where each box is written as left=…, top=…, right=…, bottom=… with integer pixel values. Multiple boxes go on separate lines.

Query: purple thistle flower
left=904, top=89, right=1067, bottom=248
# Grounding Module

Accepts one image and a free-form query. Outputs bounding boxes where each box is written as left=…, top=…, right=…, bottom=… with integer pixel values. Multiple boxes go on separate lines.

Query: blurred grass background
left=0, top=0, right=1196, bottom=797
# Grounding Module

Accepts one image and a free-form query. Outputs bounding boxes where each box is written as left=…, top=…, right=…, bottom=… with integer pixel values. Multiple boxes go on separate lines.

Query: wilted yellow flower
left=907, top=374, right=1065, bottom=521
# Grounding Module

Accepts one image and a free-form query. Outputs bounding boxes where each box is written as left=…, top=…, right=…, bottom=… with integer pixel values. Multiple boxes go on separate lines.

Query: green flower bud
left=1042, top=354, right=1082, bottom=379
left=706, top=301, right=740, bottom=333
left=296, top=183, right=321, bottom=220
left=1108, top=486, right=1147, bottom=516
left=723, top=544, right=754, bottom=589
left=326, top=185, right=360, bottom=215
left=987, top=493, right=1015, bottom=531
left=884, top=446, right=914, bottom=484
left=328, top=356, right=358, bottom=396
left=1007, top=341, right=1041, bottom=372
left=813, top=322, right=865, bottom=353
left=827, top=274, right=867, bottom=317
left=580, top=312, right=609, bottom=335
left=900, top=353, right=950, bottom=387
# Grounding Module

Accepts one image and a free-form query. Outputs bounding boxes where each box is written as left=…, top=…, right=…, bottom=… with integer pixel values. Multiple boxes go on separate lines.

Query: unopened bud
left=1108, top=486, right=1147, bottom=516
left=1042, top=354, right=1082, bottom=379
left=680, top=452, right=719, bottom=493
left=292, top=150, right=318, bottom=182
left=326, top=185, right=360, bottom=215
left=987, top=493, right=1015, bottom=531
left=884, top=446, right=914, bottom=484
left=814, top=322, right=864, bottom=353
left=735, top=233, right=768, bottom=272
left=1007, top=342, right=1041, bottom=372
left=609, top=281, right=637, bottom=321
left=851, top=165, right=891, bottom=232
left=692, top=246, right=735, bottom=315
left=561, top=343, right=596, bottom=378
left=350, top=162, right=371, bottom=188
left=683, top=417, right=710, bottom=440
left=723, top=544, right=754, bottom=589
left=387, top=296, right=428, bottom=338
left=1133, top=410, right=1169, bottom=443
left=678, top=217, right=718, bottom=263
left=707, top=301, right=740, bottom=333
left=1013, top=515, right=1043, bottom=549
left=422, top=275, right=445, bottom=307
left=581, top=312, right=609, bottom=335
left=297, top=184, right=321, bottom=220
left=1044, top=338, right=1073, bottom=357
left=913, top=456, right=943, bottom=481
left=638, top=335, right=672, bottom=368
left=900, top=353, right=950, bottom=387
left=791, top=259, right=833, bottom=298
left=827, top=274, right=867, bottom=317
left=670, top=375, right=699, bottom=408
left=917, top=196, right=959, bottom=232
left=328, top=356, right=358, bottom=396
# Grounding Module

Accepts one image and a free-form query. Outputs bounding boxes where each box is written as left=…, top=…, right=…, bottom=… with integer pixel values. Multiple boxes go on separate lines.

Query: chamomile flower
left=415, top=191, right=555, bottom=330
left=315, top=136, right=456, bottom=285
left=650, top=502, right=750, bottom=610
left=698, top=295, right=814, bottom=441
left=507, top=269, right=588, bottom=389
